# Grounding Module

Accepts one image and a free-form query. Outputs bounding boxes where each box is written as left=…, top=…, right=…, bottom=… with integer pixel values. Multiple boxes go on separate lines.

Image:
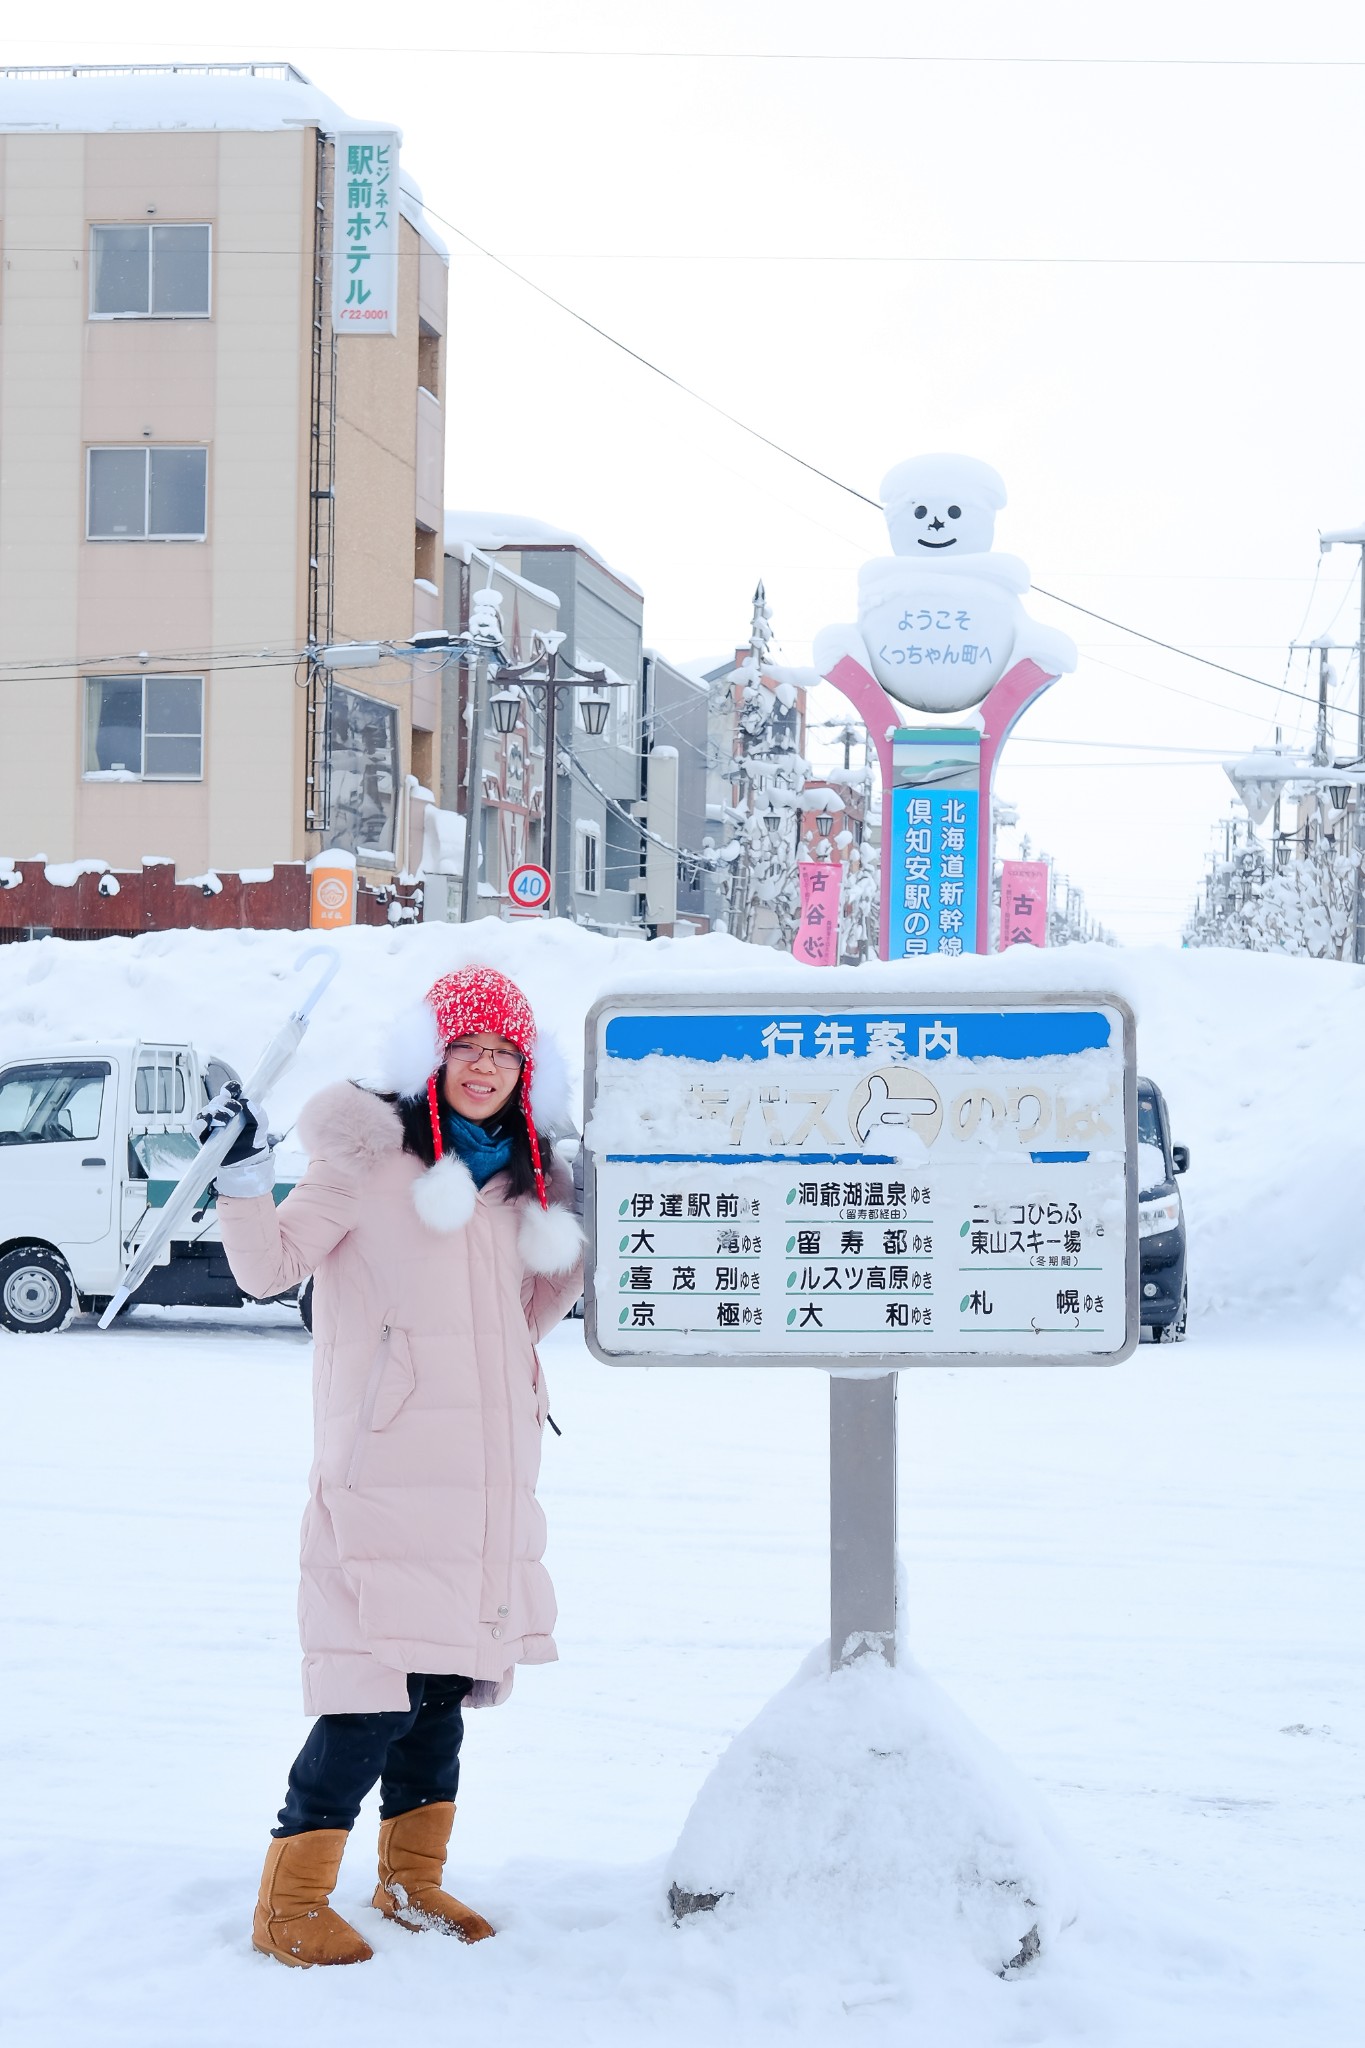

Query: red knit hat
left=421, top=966, right=549, bottom=1210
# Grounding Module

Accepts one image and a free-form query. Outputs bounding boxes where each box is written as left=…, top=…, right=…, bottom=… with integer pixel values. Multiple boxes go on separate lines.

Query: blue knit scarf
left=443, top=1110, right=514, bottom=1188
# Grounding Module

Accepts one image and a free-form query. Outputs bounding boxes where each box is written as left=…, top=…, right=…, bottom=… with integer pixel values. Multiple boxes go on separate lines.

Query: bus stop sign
left=583, top=989, right=1138, bottom=1370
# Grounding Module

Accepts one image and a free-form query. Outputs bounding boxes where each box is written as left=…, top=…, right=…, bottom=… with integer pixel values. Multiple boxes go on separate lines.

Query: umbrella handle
left=291, top=944, right=341, bottom=1021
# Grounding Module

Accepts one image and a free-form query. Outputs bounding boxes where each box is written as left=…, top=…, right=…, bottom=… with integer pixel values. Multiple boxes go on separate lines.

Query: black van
left=1137, top=1077, right=1189, bottom=1342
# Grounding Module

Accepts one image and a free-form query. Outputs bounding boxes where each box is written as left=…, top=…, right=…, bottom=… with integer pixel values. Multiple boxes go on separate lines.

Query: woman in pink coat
left=211, top=966, right=584, bottom=1969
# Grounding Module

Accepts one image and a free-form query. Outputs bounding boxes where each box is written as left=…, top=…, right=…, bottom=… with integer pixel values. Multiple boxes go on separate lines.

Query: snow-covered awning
left=1225, top=749, right=1365, bottom=826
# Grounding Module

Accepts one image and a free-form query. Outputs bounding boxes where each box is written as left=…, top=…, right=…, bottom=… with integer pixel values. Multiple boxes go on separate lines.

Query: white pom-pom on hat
left=518, top=1201, right=583, bottom=1275
left=412, top=1153, right=478, bottom=1233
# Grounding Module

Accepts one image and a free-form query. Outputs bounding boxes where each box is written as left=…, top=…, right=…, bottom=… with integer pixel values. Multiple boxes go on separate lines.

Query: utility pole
left=1319, top=522, right=1365, bottom=963
left=1314, top=645, right=1331, bottom=767
left=1272, top=724, right=1282, bottom=869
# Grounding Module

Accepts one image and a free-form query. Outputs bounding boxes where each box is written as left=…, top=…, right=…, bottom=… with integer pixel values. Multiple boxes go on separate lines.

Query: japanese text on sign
left=583, top=993, right=1137, bottom=1369
left=332, top=130, right=400, bottom=335
left=999, top=859, right=1051, bottom=951
left=888, top=729, right=980, bottom=960
left=793, top=860, right=843, bottom=967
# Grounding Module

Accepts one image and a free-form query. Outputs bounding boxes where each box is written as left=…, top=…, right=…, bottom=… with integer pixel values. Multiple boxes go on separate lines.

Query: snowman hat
left=880, top=453, right=1007, bottom=516
left=380, top=965, right=572, bottom=1212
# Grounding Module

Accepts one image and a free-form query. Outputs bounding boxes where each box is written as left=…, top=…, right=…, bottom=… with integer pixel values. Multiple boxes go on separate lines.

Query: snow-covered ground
left=1, top=1308, right=1359, bottom=2045
left=1, top=924, right=1362, bottom=2042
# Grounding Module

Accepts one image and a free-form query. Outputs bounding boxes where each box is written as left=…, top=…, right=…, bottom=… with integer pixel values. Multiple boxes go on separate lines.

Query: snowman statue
left=814, top=453, right=1076, bottom=716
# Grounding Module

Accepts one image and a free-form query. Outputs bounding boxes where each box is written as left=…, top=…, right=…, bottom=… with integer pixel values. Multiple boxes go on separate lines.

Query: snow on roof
left=0, top=64, right=446, bottom=256
left=644, top=649, right=708, bottom=693
left=443, top=540, right=560, bottom=611
left=443, top=510, right=643, bottom=599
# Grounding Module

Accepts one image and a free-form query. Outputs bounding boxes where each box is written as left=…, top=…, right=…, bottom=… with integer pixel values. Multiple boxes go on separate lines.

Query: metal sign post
left=830, top=1374, right=898, bottom=1665
left=583, top=988, right=1137, bottom=1671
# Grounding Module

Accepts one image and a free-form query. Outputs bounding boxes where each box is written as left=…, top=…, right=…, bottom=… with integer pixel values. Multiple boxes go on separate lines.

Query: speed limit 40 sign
left=507, top=862, right=552, bottom=915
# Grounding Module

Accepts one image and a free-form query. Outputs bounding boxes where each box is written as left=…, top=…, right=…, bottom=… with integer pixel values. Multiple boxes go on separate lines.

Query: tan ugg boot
left=373, top=1802, right=495, bottom=1942
left=252, top=1829, right=375, bottom=1968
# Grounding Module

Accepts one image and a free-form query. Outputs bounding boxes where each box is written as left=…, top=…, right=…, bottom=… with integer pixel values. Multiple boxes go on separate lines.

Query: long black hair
left=377, top=1063, right=552, bottom=1203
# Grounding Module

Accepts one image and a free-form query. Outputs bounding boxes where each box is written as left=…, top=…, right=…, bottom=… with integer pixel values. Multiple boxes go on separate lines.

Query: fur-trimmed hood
left=297, top=1082, right=582, bottom=1275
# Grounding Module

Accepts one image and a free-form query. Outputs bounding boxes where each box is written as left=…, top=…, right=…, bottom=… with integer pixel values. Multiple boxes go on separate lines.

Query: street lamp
left=314, top=619, right=629, bottom=921
left=489, top=689, right=522, bottom=737
left=814, top=810, right=835, bottom=840
left=578, top=693, right=612, bottom=739
left=471, top=633, right=631, bottom=918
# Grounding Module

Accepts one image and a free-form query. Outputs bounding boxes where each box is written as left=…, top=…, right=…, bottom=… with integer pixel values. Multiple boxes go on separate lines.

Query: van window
left=0, top=1062, right=109, bottom=1145
left=135, top=1059, right=187, bottom=1116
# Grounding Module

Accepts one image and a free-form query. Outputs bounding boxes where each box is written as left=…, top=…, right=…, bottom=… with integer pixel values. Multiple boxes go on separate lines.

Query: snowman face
left=886, top=492, right=996, bottom=558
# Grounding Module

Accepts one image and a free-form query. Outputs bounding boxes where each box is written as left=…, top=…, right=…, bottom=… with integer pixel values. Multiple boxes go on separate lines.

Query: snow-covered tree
left=704, top=583, right=812, bottom=946
left=1232, top=836, right=1361, bottom=960
left=839, top=840, right=881, bottom=960
left=1187, top=795, right=1362, bottom=961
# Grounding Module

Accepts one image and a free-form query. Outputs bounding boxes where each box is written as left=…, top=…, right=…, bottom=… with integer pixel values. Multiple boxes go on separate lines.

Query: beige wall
left=0, top=124, right=448, bottom=883
left=0, top=135, right=87, bottom=863
left=207, top=130, right=313, bottom=870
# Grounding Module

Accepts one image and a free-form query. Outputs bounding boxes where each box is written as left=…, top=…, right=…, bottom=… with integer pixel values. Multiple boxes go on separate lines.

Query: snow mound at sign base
left=670, top=1641, right=1082, bottom=1979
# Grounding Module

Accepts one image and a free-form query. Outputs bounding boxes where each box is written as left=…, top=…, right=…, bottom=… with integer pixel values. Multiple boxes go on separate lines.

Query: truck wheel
left=0, top=1246, right=76, bottom=1335
left=298, top=1278, right=313, bottom=1332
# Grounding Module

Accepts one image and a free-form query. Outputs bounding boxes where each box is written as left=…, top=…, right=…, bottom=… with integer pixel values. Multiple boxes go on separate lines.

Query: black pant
left=274, top=1672, right=473, bottom=1837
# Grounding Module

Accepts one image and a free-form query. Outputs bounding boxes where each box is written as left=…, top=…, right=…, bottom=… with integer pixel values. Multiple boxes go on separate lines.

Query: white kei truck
left=0, top=1040, right=308, bottom=1334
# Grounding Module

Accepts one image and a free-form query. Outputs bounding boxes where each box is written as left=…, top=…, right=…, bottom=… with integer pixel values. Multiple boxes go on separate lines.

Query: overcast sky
left=9, top=0, right=1365, bottom=942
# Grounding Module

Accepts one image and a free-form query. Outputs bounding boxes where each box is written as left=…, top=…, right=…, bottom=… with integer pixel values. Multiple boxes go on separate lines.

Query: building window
left=417, top=325, right=441, bottom=399
left=326, top=684, right=399, bottom=861
left=87, top=447, right=207, bottom=541
left=576, top=822, right=600, bottom=895
left=90, top=224, right=211, bottom=318
left=84, top=676, right=204, bottom=780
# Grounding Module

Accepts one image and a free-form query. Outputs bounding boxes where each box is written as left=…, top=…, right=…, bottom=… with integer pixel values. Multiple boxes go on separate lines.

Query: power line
left=9, top=42, right=1365, bottom=65
left=566, top=753, right=716, bottom=868
left=472, top=250, right=1365, bottom=269
left=1028, top=587, right=1317, bottom=702
left=404, top=182, right=1322, bottom=710
left=9, top=243, right=1364, bottom=268
left=1005, top=735, right=1239, bottom=755
left=0, top=647, right=312, bottom=685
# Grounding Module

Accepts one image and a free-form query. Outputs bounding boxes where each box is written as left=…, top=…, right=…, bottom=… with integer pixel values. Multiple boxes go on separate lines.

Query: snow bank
left=1, top=923, right=1362, bottom=1317
left=670, top=1639, right=1080, bottom=1979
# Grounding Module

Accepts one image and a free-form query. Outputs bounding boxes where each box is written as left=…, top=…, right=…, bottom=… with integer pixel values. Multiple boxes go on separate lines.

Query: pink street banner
left=793, top=859, right=843, bottom=966
left=998, top=859, right=1050, bottom=949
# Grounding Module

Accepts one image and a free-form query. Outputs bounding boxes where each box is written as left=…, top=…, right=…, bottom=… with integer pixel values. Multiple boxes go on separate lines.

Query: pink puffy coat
left=217, top=1082, right=584, bottom=1715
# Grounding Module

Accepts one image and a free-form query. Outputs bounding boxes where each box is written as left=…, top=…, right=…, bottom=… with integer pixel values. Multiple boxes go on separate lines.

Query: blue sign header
left=603, top=1008, right=1112, bottom=1065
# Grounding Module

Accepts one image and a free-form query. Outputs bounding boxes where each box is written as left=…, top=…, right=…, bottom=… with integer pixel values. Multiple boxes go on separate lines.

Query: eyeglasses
left=445, top=1040, right=524, bottom=1074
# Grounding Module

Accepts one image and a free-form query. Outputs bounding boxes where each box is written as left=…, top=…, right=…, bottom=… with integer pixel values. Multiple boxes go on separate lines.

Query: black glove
left=198, top=1082, right=273, bottom=1165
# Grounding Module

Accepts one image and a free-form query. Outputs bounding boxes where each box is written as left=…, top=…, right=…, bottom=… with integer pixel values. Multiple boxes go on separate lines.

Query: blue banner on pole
left=888, top=729, right=981, bottom=959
